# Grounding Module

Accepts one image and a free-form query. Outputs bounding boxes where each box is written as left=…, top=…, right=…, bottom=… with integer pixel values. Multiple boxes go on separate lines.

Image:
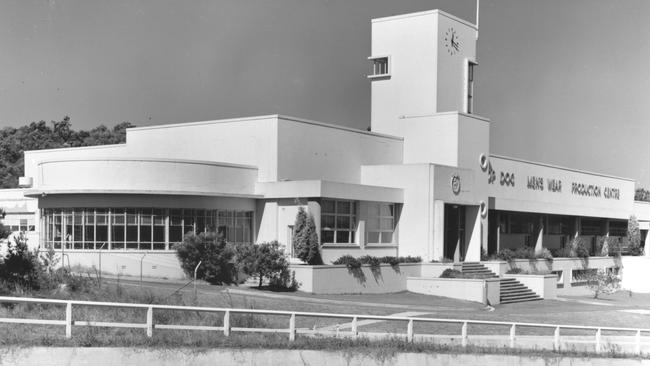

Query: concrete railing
left=0, top=296, right=649, bottom=354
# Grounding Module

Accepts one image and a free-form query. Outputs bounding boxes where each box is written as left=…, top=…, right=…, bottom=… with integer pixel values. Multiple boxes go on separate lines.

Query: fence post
left=595, top=328, right=602, bottom=353
left=554, top=326, right=560, bottom=350
left=461, top=322, right=468, bottom=347
left=223, top=310, right=231, bottom=336
left=65, top=302, right=72, bottom=339
left=407, top=319, right=414, bottom=342
left=351, top=317, right=358, bottom=337
left=509, top=324, right=516, bottom=348
left=289, top=313, right=296, bottom=341
left=636, top=330, right=641, bottom=355
left=146, top=306, right=153, bottom=337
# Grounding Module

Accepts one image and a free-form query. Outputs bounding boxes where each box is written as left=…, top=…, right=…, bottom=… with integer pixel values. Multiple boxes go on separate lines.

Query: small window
left=368, top=56, right=390, bottom=78
left=366, top=202, right=396, bottom=245
left=321, top=199, right=357, bottom=244
left=465, top=60, right=477, bottom=114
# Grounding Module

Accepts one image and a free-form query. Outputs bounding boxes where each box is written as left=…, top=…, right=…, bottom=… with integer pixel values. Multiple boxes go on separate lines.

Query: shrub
left=599, top=237, right=610, bottom=257
left=332, top=255, right=361, bottom=269
left=550, top=246, right=572, bottom=258
left=174, top=231, right=236, bottom=285
left=496, top=249, right=515, bottom=262
left=440, top=269, right=463, bottom=278
left=585, top=269, right=621, bottom=299
left=236, top=241, right=297, bottom=290
left=536, top=248, right=553, bottom=261
left=573, top=241, right=590, bottom=259
left=378, top=256, right=399, bottom=266
left=627, top=215, right=643, bottom=256
left=0, top=233, right=43, bottom=290
left=292, top=208, right=323, bottom=265
left=397, top=256, right=422, bottom=263
left=506, top=268, right=523, bottom=274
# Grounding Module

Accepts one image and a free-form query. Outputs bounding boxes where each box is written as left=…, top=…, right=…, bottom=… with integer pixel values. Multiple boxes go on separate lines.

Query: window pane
left=321, top=200, right=335, bottom=214
left=96, top=226, right=108, bottom=242
left=140, top=225, right=152, bottom=243
left=380, top=232, right=393, bottom=244
left=321, top=215, right=335, bottom=229
left=367, top=231, right=380, bottom=243
left=380, top=218, right=394, bottom=230
left=169, top=226, right=183, bottom=243
left=321, top=231, right=334, bottom=243
left=336, top=231, right=350, bottom=243
left=336, top=216, right=350, bottom=229
left=126, top=226, right=138, bottom=242
left=366, top=218, right=379, bottom=231
left=112, top=209, right=125, bottom=224
left=153, top=226, right=165, bottom=243
left=380, top=204, right=393, bottom=217
left=337, top=201, right=350, bottom=214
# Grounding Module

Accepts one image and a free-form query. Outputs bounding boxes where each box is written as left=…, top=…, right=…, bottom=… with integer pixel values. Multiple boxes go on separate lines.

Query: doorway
left=444, top=204, right=466, bottom=261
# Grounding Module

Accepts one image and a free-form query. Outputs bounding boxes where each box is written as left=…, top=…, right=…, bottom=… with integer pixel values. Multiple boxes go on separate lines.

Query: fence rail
left=0, top=296, right=647, bottom=354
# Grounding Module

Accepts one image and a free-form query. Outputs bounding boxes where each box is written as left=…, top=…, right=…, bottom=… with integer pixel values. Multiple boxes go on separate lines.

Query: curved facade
left=32, top=158, right=258, bottom=197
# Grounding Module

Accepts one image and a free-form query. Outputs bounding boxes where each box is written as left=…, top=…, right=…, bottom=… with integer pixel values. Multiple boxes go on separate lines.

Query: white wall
left=277, top=117, right=402, bottom=185
left=435, top=13, right=477, bottom=113
left=487, top=155, right=635, bottom=219
left=37, top=158, right=258, bottom=196
left=125, top=116, right=278, bottom=182
left=362, top=164, right=433, bottom=260
left=370, top=11, right=438, bottom=137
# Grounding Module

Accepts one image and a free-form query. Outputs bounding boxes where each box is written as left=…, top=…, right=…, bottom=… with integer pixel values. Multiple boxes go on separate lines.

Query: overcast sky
left=1, top=0, right=650, bottom=187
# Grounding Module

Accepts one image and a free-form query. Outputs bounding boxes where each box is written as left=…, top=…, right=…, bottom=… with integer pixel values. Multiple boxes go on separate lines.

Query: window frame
left=464, top=58, right=477, bottom=114
left=321, top=199, right=357, bottom=245
left=367, top=55, right=391, bottom=79
left=366, top=202, right=397, bottom=245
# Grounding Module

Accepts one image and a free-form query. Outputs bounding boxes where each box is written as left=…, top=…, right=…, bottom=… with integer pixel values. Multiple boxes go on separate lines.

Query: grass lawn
left=2, top=277, right=650, bottom=355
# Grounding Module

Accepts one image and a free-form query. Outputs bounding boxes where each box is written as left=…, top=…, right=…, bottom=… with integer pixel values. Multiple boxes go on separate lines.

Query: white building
left=2, top=9, right=649, bottom=279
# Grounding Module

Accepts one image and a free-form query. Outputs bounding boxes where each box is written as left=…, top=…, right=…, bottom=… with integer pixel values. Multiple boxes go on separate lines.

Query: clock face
left=444, top=27, right=460, bottom=55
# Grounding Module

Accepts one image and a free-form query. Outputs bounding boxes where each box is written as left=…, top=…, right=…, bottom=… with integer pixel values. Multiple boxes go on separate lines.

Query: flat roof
left=491, top=154, right=636, bottom=182
left=372, top=9, right=478, bottom=30
left=127, top=114, right=403, bottom=142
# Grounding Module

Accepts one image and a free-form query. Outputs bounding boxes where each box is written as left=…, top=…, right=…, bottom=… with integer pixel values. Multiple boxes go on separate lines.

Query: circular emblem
left=450, top=173, right=461, bottom=195
left=444, top=27, right=461, bottom=55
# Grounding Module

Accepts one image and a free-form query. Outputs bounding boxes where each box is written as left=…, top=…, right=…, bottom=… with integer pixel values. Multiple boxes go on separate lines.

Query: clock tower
left=368, top=9, right=486, bottom=170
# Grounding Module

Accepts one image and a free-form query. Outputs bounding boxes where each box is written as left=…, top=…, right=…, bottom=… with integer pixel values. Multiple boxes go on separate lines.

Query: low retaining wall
left=406, top=277, right=500, bottom=305
left=482, top=257, right=621, bottom=288
left=0, top=347, right=644, bottom=366
left=621, top=256, right=650, bottom=293
left=503, top=274, right=557, bottom=299
left=290, top=263, right=422, bottom=294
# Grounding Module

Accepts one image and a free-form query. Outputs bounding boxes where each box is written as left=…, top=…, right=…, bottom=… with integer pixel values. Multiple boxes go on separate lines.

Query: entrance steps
left=460, top=262, right=542, bottom=304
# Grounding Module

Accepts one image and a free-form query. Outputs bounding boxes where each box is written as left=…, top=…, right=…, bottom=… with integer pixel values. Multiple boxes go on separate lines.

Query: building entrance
left=444, top=204, right=466, bottom=261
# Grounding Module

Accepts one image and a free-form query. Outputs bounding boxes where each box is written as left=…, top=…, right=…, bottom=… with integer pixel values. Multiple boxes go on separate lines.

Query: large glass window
left=547, top=215, right=573, bottom=235
left=609, top=220, right=627, bottom=237
left=40, top=207, right=253, bottom=251
left=321, top=199, right=356, bottom=244
left=366, top=203, right=396, bottom=244
left=581, top=218, right=603, bottom=236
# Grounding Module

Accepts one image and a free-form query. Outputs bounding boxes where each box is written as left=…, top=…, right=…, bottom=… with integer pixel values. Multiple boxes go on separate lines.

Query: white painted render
left=0, top=8, right=648, bottom=278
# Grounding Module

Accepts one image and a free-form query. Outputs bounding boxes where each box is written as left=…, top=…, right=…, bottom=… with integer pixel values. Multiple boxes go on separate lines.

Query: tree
left=0, top=233, right=43, bottom=290
left=237, top=241, right=291, bottom=288
left=635, top=188, right=650, bottom=202
left=174, top=231, right=236, bottom=285
left=627, top=215, right=643, bottom=256
left=585, top=269, right=621, bottom=299
left=292, top=207, right=322, bottom=265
